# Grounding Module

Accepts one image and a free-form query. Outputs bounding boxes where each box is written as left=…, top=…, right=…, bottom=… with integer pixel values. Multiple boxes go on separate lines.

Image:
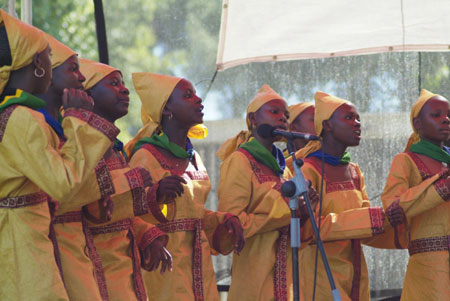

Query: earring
left=168, top=113, right=173, bottom=120
left=34, top=67, right=45, bottom=78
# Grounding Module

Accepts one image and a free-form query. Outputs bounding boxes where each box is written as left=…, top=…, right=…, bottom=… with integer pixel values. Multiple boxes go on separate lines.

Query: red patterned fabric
left=0, top=191, right=48, bottom=208
left=368, top=207, right=385, bottom=235
left=64, top=108, right=119, bottom=141
left=158, top=218, right=205, bottom=301
left=95, top=159, right=115, bottom=198
left=141, top=144, right=209, bottom=181
left=274, top=227, right=289, bottom=301
left=124, top=168, right=148, bottom=217
left=408, top=235, right=449, bottom=256
left=138, top=226, right=166, bottom=250
left=350, top=239, right=362, bottom=301
left=0, top=104, right=17, bottom=142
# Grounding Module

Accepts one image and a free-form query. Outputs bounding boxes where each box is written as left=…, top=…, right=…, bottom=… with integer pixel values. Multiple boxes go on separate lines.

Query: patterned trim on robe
left=304, top=157, right=361, bottom=193
left=0, top=104, right=17, bottom=142
left=124, top=168, right=148, bottom=217
left=350, top=239, right=362, bottom=301
left=53, top=211, right=110, bottom=301
left=408, top=235, right=450, bottom=256
left=64, top=108, right=119, bottom=141
left=141, top=144, right=209, bottom=181
left=0, top=191, right=48, bottom=208
left=138, top=226, right=166, bottom=250
left=274, top=227, right=289, bottom=301
left=95, top=159, right=115, bottom=198
left=238, top=148, right=284, bottom=192
left=238, top=148, right=289, bottom=299
left=432, top=177, right=450, bottom=202
left=90, top=219, right=147, bottom=301
left=368, top=207, right=385, bottom=236
left=158, top=218, right=205, bottom=301
left=48, top=201, right=65, bottom=287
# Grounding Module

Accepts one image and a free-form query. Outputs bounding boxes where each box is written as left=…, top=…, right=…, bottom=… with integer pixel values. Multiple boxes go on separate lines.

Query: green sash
left=410, top=139, right=450, bottom=164
left=0, top=89, right=46, bottom=114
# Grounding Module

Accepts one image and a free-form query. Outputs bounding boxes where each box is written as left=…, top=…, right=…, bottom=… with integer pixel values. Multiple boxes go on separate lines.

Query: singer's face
left=252, top=99, right=289, bottom=132
left=328, top=103, right=361, bottom=147
left=290, top=106, right=315, bottom=135
left=415, top=97, right=450, bottom=145
left=165, top=79, right=204, bottom=127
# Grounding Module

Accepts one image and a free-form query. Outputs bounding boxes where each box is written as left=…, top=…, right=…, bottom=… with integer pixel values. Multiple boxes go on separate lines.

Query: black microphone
left=257, top=124, right=320, bottom=141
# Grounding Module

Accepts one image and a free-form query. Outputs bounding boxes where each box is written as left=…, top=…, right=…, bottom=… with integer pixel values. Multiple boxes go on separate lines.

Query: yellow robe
left=56, top=144, right=162, bottom=301
left=0, top=106, right=118, bottom=300
left=299, top=157, right=385, bottom=301
left=381, top=152, right=450, bottom=300
left=218, top=148, right=294, bottom=300
left=87, top=148, right=168, bottom=301
left=129, top=143, right=234, bottom=301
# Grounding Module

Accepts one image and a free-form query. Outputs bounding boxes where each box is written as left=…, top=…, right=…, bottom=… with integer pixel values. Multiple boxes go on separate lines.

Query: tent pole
left=93, top=0, right=109, bottom=64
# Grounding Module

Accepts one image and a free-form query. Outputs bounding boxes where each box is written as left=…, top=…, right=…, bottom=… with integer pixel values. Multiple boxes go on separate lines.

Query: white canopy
left=216, top=0, right=450, bottom=70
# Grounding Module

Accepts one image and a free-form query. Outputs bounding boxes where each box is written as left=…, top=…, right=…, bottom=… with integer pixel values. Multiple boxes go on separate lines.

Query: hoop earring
left=34, top=67, right=45, bottom=78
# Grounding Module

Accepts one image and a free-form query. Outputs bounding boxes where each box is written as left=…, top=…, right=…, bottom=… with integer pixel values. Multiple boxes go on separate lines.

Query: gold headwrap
left=45, top=33, right=76, bottom=69
left=0, top=10, right=48, bottom=94
left=404, top=89, right=440, bottom=151
left=217, top=84, right=286, bottom=161
left=288, top=102, right=314, bottom=124
left=124, top=72, right=207, bottom=157
left=295, top=91, right=350, bottom=159
left=79, top=58, right=118, bottom=90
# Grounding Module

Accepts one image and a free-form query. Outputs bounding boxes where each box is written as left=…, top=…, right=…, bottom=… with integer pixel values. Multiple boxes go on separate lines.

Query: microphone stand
left=282, top=140, right=341, bottom=301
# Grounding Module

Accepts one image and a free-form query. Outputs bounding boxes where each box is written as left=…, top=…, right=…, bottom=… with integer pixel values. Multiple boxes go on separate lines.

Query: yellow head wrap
left=217, top=84, right=286, bottom=161
left=124, top=72, right=207, bottom=157
left=295, top=91, right=350, bottom=159
left=0, top=9, right=48, bottom=94
left=404, top=89, right=441, bottom=151
left=288, top=102, right=314, bottom=124
left=45, top=33, right=76, bottom=69
left=79, top=58, right=118, bottom=91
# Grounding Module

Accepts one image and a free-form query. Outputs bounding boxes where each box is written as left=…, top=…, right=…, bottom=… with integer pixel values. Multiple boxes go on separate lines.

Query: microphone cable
left=312, top=140, right=325, bottom=301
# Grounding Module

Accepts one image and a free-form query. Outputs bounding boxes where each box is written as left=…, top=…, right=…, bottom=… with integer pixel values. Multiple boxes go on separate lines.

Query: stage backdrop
left=216, top=0, right=450, bottom=70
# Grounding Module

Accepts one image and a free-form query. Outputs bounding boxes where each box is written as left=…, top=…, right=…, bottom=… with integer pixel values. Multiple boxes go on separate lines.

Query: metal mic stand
left=282, top=140, right=341, bottom=301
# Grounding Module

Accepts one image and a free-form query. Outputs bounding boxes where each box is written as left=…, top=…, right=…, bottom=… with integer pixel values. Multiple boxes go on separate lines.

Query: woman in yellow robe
left=125, top=72, right=245, bottom=301
left=217, top=84, right=297, bottom=300
left=381, top=89, right=450, bottom=300
left=0, top=11, right=119, bottom=300
left=295, top=91, right=386, bottom=301
left=80, top=59, right=172, bottom=301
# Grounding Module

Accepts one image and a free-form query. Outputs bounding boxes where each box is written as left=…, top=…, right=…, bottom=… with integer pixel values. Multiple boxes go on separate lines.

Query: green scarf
left=0, top=89, right=46, bottom=114
left=133, top=132, right=191, bottom=159
left=410, top=139, right=450, bottom=164
left=240, top=138, right=282, bottom=175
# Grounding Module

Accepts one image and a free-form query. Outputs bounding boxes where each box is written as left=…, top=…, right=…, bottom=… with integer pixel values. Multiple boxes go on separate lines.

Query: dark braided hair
left=0, top=25, right=12, bottom=67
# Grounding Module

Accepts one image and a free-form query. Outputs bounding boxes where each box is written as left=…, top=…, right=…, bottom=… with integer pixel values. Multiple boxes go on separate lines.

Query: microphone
left=257, top=124, right=320, bottom=141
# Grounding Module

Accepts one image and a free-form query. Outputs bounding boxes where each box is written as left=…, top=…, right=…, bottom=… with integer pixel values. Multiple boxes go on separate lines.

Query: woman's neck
left=37, top=89, right=62, bottom=119
left=163, top=122, right=189, bottom=148
left=321, top=136, right=347, bottom=157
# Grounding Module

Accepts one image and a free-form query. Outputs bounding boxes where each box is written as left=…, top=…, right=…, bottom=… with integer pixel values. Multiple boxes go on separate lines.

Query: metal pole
left=21, top=0, right=32, bottom=24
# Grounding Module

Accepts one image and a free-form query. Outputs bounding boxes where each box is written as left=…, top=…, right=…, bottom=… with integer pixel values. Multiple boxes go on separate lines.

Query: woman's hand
left=141, top=237, right=172, bottom=274
left=224, top=216, right=245, bottom=255
left=156, top=175, right=187, bottom=202
left=62, top=88, right=94, bottom=111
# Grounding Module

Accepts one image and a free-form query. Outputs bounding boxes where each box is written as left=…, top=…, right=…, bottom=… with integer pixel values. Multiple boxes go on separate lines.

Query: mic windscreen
left=256, top=124, right=274, bottom=139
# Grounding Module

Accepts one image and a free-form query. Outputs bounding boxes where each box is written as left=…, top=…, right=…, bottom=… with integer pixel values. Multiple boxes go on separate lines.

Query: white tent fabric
left=216, top=0, right=450, bottom=70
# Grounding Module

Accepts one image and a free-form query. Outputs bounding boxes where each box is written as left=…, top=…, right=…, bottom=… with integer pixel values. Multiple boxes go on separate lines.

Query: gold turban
left=217, top=84, right=286, bottom=161
left=296, top=91, right=350, bottom=159
left=79, top=58, right=118, bottom=91
left=45, top=33, right=76, bottom=69
left=404, top=89, right=441, bottom=151
left=0, top=9, right=48, bottom=94
left=288, top=102, right=314, bottom=124
left=124, top=72, right=207, bottom=157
